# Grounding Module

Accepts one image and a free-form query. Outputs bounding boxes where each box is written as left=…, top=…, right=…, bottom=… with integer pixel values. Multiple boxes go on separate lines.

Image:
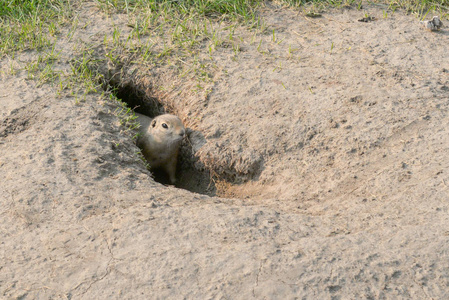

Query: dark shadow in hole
left=114, top=83, right=164, bottom=117
left=149, top=167, right=172, bottom=185
left=176, top=130, right=216, bottom=196
left=105, top=80, right=216, bottom=196
left=148, top=156, right=216, bottom=197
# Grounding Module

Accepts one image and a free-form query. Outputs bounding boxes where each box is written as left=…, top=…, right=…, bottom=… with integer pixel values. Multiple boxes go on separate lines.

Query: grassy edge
left=1, top=0, right=448, bottom=127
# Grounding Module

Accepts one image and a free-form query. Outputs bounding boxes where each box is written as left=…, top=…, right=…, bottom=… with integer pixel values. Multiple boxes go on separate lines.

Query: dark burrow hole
left=107, top=80, right=216, bottom=196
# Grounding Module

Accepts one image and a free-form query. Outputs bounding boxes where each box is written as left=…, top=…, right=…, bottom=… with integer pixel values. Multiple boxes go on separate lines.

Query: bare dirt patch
left=1, top=2, right=449, bottom=299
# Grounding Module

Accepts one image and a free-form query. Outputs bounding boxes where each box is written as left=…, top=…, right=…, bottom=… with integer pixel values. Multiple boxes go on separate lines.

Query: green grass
left=0, top=0, right=73, bottom=55
left=95, top=0, right=260, bottom=21
left=2, top=0, right=447, bottom=59
left=1, top=0, right=448, bottom=101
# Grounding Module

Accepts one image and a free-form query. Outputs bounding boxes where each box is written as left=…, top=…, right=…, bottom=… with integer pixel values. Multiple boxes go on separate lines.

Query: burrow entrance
left=106, top=79, right=217, bottom=196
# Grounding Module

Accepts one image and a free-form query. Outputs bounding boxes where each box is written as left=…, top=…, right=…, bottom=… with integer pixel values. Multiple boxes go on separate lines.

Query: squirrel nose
left=179, top=130, right=185, bottom=137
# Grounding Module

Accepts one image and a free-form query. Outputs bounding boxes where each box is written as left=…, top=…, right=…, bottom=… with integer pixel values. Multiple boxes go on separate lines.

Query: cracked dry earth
left=2, top=2, right=449, bottom=299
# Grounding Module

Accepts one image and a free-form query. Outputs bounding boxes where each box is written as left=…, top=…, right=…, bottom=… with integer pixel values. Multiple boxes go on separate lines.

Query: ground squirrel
left=135, top=113, right=185, bottom=184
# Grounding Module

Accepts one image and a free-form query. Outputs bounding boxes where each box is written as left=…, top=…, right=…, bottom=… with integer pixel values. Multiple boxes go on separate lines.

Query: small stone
left=420, top=16, right=443, bottom=31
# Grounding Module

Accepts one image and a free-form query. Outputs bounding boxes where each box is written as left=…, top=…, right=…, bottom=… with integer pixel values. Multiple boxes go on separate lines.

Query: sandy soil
left=1, top=2, right=449, bottom=299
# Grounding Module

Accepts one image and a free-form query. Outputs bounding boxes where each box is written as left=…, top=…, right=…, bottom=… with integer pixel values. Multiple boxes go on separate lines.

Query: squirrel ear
left=151, top=120, right=156, bottom=128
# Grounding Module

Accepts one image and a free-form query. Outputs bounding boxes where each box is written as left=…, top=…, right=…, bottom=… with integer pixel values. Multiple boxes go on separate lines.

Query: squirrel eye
left=162, top=123, right=168, bottom=129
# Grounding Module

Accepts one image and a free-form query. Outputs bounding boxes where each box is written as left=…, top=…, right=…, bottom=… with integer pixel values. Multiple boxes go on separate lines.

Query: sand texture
left=1, top=2, right=449, bottom=299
